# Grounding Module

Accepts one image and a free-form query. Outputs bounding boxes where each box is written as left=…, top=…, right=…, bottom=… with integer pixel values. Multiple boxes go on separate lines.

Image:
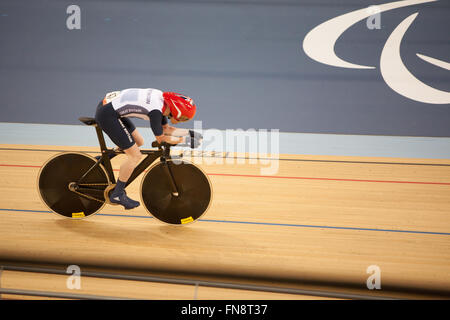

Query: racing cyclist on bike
left=94, top=88, right=202, bottom=210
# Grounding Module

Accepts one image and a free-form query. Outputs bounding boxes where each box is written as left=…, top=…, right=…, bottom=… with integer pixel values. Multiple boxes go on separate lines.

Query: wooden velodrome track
left=0, top=143, right=449, bottom=299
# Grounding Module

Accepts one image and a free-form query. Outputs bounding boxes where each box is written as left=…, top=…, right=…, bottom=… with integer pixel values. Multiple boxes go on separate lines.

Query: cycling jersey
left=103, top=88, right=164, bottom=120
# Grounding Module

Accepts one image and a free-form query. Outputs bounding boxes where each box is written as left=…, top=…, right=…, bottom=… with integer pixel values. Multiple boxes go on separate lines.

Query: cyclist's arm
left=163, top=124, right=189, bottom=137
left=150, top=110, right=184, bottom=145
left=155, top=134, right=184, bottom=145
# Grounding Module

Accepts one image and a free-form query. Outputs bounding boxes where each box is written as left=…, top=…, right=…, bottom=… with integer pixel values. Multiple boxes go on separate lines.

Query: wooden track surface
left=0, top=144, right=449, bottom=299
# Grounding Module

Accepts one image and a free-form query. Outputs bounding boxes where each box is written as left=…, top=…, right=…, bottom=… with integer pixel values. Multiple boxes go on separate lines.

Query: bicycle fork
left=161, top=158, right=180, bottom=197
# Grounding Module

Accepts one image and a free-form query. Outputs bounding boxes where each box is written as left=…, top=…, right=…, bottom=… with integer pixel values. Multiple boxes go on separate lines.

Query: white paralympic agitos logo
left=302, top=0, right=450, bottom=104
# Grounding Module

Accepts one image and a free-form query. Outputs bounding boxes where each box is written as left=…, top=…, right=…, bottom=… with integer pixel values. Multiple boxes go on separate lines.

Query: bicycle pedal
left=103, top=184, right=119, bottom=205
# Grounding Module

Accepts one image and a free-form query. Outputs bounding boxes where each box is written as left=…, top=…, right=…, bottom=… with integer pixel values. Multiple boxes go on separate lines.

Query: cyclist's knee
left=135, top=135, right=144, bottom=147
left=136, top=139, right=144, bottom=147
left=132, top=130, right=144, bottom=147
left=127, top=150, right=141, bottom=163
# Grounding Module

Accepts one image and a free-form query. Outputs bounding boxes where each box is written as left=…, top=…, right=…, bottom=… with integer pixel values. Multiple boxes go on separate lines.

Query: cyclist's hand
left=189, top=130, right=203, bottom=141
left=184, top=135, right=201, bottom=149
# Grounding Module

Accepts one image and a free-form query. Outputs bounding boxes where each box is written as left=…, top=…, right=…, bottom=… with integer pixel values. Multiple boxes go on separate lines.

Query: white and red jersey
left=102, top=88, right=164, bottom=120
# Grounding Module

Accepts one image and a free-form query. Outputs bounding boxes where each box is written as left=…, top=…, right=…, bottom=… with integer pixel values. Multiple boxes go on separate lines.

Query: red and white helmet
left=162, top=92, right=196, bottom=122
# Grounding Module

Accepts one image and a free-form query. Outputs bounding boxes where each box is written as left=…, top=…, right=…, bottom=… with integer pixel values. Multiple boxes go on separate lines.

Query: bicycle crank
left=103, top=184, right=119, bottom=205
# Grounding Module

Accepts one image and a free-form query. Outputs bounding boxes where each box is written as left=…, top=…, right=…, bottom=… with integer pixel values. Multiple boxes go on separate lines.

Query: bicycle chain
left=72, top=183, right=108, bottom=203
left=72, top=189, right=105, bottom=203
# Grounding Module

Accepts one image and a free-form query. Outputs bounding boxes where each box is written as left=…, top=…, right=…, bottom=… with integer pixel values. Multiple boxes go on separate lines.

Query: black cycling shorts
left=95, top=101, right=136, bottom=150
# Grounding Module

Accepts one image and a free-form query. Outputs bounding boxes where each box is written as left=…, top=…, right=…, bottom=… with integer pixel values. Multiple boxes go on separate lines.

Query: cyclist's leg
left=95, top=103, right=141, bottom=209
left=108, top=143, right=141, bottom=209
left=95, top=119, right=141, bottom=160
left=117, top=143, right=142, bottom=183
left=121, top=117, right=144, bottom=147
left=131, top=129, right=144, bottom=147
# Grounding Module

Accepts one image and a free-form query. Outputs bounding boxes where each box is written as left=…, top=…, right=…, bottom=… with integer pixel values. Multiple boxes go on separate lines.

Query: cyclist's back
left=105, top=88, right=164, bottom=120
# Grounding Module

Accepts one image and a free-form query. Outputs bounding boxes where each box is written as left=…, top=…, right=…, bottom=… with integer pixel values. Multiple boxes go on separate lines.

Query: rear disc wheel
left=37, top=152, right=109, bottom=219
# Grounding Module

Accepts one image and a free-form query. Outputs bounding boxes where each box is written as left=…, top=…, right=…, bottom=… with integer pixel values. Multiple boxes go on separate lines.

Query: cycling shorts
left=94, top=101, right=136, bottom=150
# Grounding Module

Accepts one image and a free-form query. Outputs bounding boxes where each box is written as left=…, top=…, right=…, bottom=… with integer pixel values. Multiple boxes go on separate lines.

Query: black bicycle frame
left=77, top=122, right=180, bottom=194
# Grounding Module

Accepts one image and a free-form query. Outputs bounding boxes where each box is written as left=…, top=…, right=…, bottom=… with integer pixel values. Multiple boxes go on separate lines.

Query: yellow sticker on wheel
left=180, top=216, right=194, bottom=224
left=72, top=212, right=85, bottom=218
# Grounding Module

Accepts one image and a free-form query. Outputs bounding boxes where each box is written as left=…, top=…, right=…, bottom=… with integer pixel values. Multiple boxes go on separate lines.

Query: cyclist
left=94, top=88, right=202, bottom=210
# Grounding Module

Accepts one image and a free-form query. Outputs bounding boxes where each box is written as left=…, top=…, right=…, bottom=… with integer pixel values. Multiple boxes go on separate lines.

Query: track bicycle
left=37, top=117, right=212, bottom=225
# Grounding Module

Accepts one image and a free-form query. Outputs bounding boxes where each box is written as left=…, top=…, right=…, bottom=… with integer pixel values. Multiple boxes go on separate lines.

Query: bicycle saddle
left=79, top=117, right=97, bottom=126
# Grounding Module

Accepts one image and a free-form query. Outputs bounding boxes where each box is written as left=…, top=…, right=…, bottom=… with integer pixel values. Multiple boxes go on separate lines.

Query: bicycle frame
left=77, top=122, right=180, bottom=194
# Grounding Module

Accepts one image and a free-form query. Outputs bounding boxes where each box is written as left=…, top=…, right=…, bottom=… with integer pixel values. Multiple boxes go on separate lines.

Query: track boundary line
left=1, top=208, right=449, bottom=236
left=1, top=147, right=450, bottom=167
left=1, top=163, right=449, bottom=185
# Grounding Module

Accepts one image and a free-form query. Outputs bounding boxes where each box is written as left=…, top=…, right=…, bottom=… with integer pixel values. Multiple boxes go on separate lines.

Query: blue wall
left=0, top=0, right=449, bottom=136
